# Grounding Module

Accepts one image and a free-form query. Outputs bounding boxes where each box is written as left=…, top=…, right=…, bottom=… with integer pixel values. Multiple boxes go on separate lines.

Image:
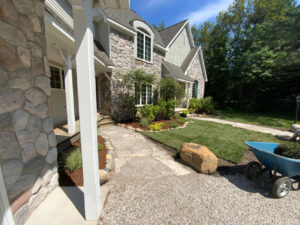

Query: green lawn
left=142, top=119, right=297, bottom=163
left=214, top=109, right=298, bottom=130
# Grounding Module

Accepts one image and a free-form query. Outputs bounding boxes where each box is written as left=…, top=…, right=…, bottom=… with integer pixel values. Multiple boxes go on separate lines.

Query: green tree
left=153, top=21, right=166, bottom=31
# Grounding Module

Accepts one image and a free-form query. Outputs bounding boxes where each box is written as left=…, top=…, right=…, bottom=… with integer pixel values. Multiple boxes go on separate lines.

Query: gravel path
left=190, top=116, right=293, bottom=137
left=99, top=125, right=300, bottom=225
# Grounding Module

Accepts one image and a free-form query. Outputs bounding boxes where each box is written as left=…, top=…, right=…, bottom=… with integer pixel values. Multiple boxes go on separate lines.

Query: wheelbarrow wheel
left=245, top=161, right=261, bottom=180
left=272, top=177, right=292, bottom=198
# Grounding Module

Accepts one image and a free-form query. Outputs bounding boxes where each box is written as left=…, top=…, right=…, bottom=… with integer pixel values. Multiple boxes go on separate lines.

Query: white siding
left=165, top=27, right=191, bottom=66
left=95, top=21, right=110, bottom=56
left=45, top=0, right=73, bottom=28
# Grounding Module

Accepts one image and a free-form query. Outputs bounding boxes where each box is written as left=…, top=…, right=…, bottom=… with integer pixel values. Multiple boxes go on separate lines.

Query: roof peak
left=159, top=19, right=188, bottom=33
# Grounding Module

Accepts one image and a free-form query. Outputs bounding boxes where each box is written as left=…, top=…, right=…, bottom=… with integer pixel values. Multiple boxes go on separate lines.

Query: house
left=45, top=0, right=207, bottom=128
left=0, top=0, right=207, bottom=224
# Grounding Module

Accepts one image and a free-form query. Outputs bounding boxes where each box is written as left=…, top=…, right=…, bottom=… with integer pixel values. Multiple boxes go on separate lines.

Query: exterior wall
left=165, top=27, right=191, bottom=66
left=0, top=1, right=58, bottom=224
left=186, top=54, right=205, bottom=99
left=95, top=21, right=110, bottom=56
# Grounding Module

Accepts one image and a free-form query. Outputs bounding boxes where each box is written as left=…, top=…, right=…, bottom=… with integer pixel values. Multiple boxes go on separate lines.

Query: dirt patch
left=123, top=118, right=186, bottom=131
left=58, top=136, right=108, bottom=186
left=215, top=150, right=257, bottom=176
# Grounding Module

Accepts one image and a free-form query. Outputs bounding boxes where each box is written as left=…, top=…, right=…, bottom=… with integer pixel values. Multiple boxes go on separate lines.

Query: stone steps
left=97, top=116, right=114, bottom=127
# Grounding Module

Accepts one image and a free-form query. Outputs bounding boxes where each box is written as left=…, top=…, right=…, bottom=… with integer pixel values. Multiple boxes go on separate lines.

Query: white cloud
left=187, top=0, right=234, bottom=25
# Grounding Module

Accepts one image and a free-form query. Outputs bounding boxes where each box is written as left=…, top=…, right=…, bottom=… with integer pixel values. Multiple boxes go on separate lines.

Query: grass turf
left=214, top=109, right=298, bottom=130
left=142, top=119, right=297, bottom=163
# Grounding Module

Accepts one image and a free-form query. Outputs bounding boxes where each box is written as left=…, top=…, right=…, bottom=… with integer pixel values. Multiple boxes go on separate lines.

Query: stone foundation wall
left=0, top=1, right=58, bottom=224
left=186, top=53, right=205, bottom=99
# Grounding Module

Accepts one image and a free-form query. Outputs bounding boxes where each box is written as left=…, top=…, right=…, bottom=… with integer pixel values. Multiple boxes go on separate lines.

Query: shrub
left=159, top=78, right=184, bottom=101
left=149, top=122, right=164, bottom=131
left=182, top=109, right=189, bottom=115
left=98, top=144, right=103, bottom=151
left=140, top=117, right=150, bottom=127
left=188, top=97, right=214, bottom=114
left=140, top=105, right=160, bottom=121
left=64, top=146, right=82, bottom=172
left=112, top=92, right=137, bottom=123
left=177, top=118, right=186, bottom=125
left=169, top=121, right=178, bottom=128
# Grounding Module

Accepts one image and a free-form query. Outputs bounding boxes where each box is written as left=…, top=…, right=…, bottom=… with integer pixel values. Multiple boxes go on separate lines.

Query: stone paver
left=98, top=125, right=300, bottom=225
left=190, top=116, right=293, bottom=137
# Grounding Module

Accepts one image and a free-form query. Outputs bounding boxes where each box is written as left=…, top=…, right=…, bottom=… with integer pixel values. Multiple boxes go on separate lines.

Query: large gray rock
left=0, top=0, right=19, bottom=25
left=0, top=20, right=27, bottom=47
left=0, top=113, right=12, bottom=131
left=26, top=115, right=41, bottom=142
left=8, top=68, right=33, bottom=90
left=42, top=118, right=53, bottom=133
left=25, top=88, right=47, bottom=107
left=22, top=143, right=37, bottom=164
left=17, top=47, right=31, bottom=68
left=0, top=90, right=25, bottom=114
left=2, top=159, right=23, bottom=190
left=46, top=148, right=57, bottom=164
left=291, top=124, right=300, bottom=132
left=31, top=57, right=44, bottom=76
left=34, top=133, right=48, bottom=156
left=0, top=131, right=21, bottom=160
left=8, top=174, right=36, bottom=201
left=30, top=16, right=41, bottom=33
left=13, top=109, right=29, bottom=131
left=16, top=130, right=29, bottom=149
left=24, top=101, right=48, bottom=119
left=23, top=157, right=45, bottom=176
left=35, top=76, right=51, bottom=96
left=28, top=42, right=42, bottom=57
left=99, top=169, right=109, bottom=185
left=48, top=132, right=57, bottom=147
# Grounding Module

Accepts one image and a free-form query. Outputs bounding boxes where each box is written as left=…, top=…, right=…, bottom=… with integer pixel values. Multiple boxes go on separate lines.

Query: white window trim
left=135, top=84, right=153, bottom=107
left=49, top=64, right=65, bottom=91
left=133, top=20, right=154, bottom=64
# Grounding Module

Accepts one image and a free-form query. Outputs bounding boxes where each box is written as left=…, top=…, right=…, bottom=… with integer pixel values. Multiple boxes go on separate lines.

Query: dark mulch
left=123, top=118, right=186, bottom=131
left=58, top=136, right=108, bottom=186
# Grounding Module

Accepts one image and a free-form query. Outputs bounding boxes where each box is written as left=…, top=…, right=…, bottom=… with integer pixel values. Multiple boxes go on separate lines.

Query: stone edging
left=117, top=121, right=192, bottom=133
left=102, top=136, right=115, bottom=173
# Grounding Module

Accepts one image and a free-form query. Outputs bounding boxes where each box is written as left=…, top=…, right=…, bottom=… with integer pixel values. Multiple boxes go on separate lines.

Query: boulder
left=291, top=124, right=300, bottom=133
left=99, top=169, right=109, bottom=185
left=180, top=143, right=218, bottom=174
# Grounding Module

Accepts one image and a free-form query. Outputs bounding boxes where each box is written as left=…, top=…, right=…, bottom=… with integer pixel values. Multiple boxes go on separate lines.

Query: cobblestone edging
left=117, top=121, right=192, bottom=133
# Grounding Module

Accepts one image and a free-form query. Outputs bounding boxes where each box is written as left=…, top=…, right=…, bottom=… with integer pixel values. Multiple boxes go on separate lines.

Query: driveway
left=98, top=125, right=300, bottom=225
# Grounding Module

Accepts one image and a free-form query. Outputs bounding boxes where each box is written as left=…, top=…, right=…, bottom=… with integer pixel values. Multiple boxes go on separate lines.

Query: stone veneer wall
left=186, top=53, right=205, bottom=99
left=0, top=0, right=58, bottom=224
left=106, top=28, right=165, bottom=114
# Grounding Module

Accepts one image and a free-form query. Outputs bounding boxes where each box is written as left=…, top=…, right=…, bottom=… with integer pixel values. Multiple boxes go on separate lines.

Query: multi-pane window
left=135, top=84, right=152, bottom=105
left=50, top=65, right=65, bottom=90
left=192, top=80, right=198, bottom=98
left=136, top=28, right=152, bottom=62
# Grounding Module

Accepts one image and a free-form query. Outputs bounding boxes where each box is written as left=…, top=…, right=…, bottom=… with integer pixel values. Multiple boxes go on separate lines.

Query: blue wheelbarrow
left=245, top=142, right=300, bottom=198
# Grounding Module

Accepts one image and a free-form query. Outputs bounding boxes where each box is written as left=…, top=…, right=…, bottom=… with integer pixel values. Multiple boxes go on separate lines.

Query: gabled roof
left=163, top=61, right=194, bottom=83
left=102, top=8, right=165, bottom=47
left=158, top=20, right=188, bottom=48
left=181, top=46, right=200, bottom=72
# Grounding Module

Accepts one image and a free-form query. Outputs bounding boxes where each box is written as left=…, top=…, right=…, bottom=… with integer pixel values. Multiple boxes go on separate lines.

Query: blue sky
left=131, top=0, right=300, bottom=28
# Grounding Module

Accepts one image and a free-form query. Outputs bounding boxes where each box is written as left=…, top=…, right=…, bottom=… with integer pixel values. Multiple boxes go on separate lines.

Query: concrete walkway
left=190, top=116, right=293, bottom=137
left=98, top=125, right=300, bottom=225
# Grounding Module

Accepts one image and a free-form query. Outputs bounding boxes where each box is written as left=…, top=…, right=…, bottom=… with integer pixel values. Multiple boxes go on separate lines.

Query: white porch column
left=70, top=0, right=100, bottom=221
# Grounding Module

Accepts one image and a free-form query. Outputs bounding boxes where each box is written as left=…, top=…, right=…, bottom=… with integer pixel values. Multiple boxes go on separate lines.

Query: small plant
left=188, top=97, right=214, bottom=114
left=174, top=114, right=181, bottom=119
left=169, top=121, right=178, bottom=128
left=98, top=144, right=103, bottom=151
left=64, top=146, right=82, bottom=172
left=140, top=105, right=159, bottom=121
left=180, top=109, right=189, bottom=117
left=177, top=118, right=186, bottom=125
left=140, top=117, right=150, bottom=128
left=149, top=122, right=164, bottom=131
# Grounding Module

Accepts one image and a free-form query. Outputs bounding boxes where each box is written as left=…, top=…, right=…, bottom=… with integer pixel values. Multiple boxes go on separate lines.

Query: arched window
left=192, top=80, right=198, bottom=98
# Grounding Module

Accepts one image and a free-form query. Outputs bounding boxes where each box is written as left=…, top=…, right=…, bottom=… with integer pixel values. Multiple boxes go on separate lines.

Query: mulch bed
left=123, top=118, right=186, bottom=131
left=58, top=136, right=108, bottom=186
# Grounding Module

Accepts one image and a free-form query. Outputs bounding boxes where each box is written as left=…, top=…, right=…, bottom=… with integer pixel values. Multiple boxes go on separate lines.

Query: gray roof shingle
left=158, top=20, right=187, bottom=47
left=163, top=61, right=194, bottom=82
left=181, top=46, right=200, bottom=72
left=103, top=8, right=165, bottom=47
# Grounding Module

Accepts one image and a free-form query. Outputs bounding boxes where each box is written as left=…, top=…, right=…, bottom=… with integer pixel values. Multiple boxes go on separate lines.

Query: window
left=135, top=84, right=152, bottom=105
left=192, top=80, right=198, bottom=98
left=50, top=65, right=65, bottom=90
left=136, top=28, right=152, bottom=62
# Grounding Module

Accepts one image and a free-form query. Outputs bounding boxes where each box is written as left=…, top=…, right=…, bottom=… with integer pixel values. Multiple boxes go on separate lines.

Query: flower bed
left=58, top=136, right=108, bottom=186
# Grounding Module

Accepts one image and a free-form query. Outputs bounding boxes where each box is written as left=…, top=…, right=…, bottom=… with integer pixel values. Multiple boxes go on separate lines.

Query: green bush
left=188, top=97, right=214, bottom=114
left=64, top=146, right=82, bottom=172
left=112, top=92, right=137, bottom=123
left=140, top=117, right=150, bottom=127
left=98, top=144, right=103, bottom=151
left=159, top=78, right=184, bottom=101
left=169, top=121, right=178, bottom=128
left=177, top=118, right=186, bottom=125
left=149, top=122, right=164, bottom=131
left=140, top=105, right=160, bottom=121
